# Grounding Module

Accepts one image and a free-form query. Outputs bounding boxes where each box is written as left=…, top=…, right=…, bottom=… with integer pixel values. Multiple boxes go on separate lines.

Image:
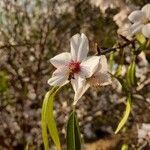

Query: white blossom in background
left=48, top=33, right=100, bottom=104
left=128, top=4, right=150, bottom=39
left=90, top=0, right=133, bottom=39
left=113, top=6, right=130, bottom=27
left=73, top=55, right=111, bottom=105
left=138, top=123, right=150, bottom=144
left=90, top=0, right=124, bottom=14
left=55, top=0, right=74, bottom=15
left=117, top=23, right=133, bottom=40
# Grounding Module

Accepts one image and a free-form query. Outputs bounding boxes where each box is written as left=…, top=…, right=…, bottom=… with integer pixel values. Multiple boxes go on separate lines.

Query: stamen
left=68, top=61, right=81, bottom=78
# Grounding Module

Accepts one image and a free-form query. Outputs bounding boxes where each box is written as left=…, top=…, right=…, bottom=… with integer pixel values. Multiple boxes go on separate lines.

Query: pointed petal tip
left=47, top=78, right=53, bottom=86
left=71, top=33, right=80, bottom=39
left=81, top=33, right=87, bottom=37
left=72, top=101, right=77, bottom=106
left=142, top=4, right=150, bottom=18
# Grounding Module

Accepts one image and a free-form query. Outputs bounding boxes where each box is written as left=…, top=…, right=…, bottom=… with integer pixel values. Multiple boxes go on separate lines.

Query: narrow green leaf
left=126, top=61, right=136, bottom=87
left=146, top=39, right=150, bottom=49
left=47, top=89, right=61, bottom=150
left=136, top=33, right=146, bottom=45
left=130, top=62, right=136, bottom=86
left=114, top=76, right=129, bottom=92
left=41, top=87, right=61, bottom=150
left=74, top=114, right=82, bottom=150
left=109, top=52, right=115, bottom=72
left=115, top=65, right=122, bottom=77
left=115, top=48, right=124, bottom=77
left=115, top=94, right=131, bottom=134
left=24, top=142, right=29, bottom=150
left=126, top=64, right=132, bottom=87
left=67, top=111, right=75, bottom=150
left=67, top=111, right=82, bottom=150
left=121, top=144, right=128, bottom=150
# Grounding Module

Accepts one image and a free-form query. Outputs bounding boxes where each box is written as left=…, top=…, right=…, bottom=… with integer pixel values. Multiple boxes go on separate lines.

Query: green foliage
left=67, top=110, right=82, bottom=150
left=24, top=142, right=29, bottom=150
left=136, top=33, right=146, bottom=45
left=135, top=33, right=150, bottom=54
left=115, top=48, right=124, bottom=77
left=109, top=52, right=115, bottom=72
left=121, top=144, right=128, bottom=150
left=126, top=61, right=136, bottom=88
left=115, top=94, right=131, bottom=134
left=0, top=71, right=8, bottom=92
left=115, top=77, right=130, bottom=93
left=41, top=87, right=61, bottom=150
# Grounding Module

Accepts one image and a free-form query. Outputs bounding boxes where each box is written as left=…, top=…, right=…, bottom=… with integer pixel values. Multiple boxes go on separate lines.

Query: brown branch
left=96, top=39, right=134, bottom=55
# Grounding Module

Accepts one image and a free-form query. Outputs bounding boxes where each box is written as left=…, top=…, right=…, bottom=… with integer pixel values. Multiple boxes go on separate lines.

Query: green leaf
left=114, top=76, right=129, bottom=93
left=126, top=64, right=132, bottom=87
left=130, top=61, right=136, bottom=86
left=74, top=114, right=82, bottom=150
left=136, top=33, right=146, bottom=45
left=114, top=65, right=122, bottom=77
left=47, top=88, right=61, bottom=150
left=41, top=88, right=55, bottom=150
left=24, top=142, right=29, bottom=150
left=41, top=87, right=61, bottom=150
left=121, top=144, right=128, bottom=150
left=109, top=52, right=115, bottom=72
left=126, top=61, right=136, bottom=87
left=0, top=71, right=8, bottom=92
left=67, top=112, right=75, bottom=150
left=115, top=94, right=131, bottom=134
left=115, top=48, right=124, bottom=77
left=67, top=110, right=82, bottom=150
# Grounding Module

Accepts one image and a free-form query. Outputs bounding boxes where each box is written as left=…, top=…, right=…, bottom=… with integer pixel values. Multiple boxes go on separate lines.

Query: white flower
left=48, top=33, right=100, bottom=103
left=117, top=23, right=133, bottom=40
left=113, top=6, right=130, bottom=27
left=128, top=4, right=150, bottom=39
left=90, top=0, right=126, bottom=14
left=72, top=55, right=111, bottom=105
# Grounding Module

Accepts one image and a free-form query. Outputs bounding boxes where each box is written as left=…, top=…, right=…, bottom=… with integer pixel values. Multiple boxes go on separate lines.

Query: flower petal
left=71, top=75, right=90, bottom=105
left=71, top=75, right=85, bottom=92
left=117, top=24, right=133, bottom=40
left=73, top=83, right=90, bottom=105
left=50, top=52, right=71, bottom=68
left=142, top=24, right=150, bottom=39
left=80, top=56, right=100, bottom=78
left=48, top=67, right=69, bottom=86
left=130, top=23, right=143, bottom=35
left=95, top=73, right=111, bottom=86
left=142, top=4, right=150, bottom=18
left=128, top=10, right=145, bottom=23
left=98, top=55, right=108, bottom=73
left=48, top=75, right=69, bottom=86
left=77, top=33, right=89, bottom=61
left=70, top=33, right=81, bottom=61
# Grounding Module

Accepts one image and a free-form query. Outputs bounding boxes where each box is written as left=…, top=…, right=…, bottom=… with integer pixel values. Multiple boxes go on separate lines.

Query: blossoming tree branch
left=41, top=4, right=150, bottom=150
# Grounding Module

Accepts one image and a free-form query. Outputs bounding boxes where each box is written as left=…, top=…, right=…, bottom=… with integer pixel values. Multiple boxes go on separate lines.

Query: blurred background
left=0, top=0, right=149, bottom=149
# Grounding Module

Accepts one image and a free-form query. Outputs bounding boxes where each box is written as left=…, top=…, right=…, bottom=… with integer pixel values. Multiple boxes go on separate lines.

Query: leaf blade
left=47, top=90, right=61, bottom=150
left=66, top=110, right=82, bottom=150
left=115, top=94, right=132, bottom=134
left=74, top=113, right=82, bottom=150
left=41, top=89, right=54, bottom=150
left=67, top=111, right=75, bottom=150
left=41, top=87, right=61, bottom=150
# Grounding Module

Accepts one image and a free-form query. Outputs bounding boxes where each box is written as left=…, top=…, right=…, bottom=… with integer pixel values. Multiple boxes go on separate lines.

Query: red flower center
left=69, top=61, right=81, bottom=75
